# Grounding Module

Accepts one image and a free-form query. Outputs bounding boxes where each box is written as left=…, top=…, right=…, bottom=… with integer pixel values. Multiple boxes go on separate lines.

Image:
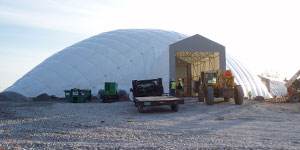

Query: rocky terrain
left=1, top=98, right=300, bottom=149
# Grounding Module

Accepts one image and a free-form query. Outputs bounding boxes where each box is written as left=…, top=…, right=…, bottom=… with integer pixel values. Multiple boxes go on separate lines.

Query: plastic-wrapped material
left=270, top=80, right=287, bottom=97
left=5, top=29, right=271, bottom=98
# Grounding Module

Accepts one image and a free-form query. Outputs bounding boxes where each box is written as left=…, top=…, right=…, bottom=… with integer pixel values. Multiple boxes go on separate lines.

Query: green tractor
left=198, top=70, right=244, bottom=105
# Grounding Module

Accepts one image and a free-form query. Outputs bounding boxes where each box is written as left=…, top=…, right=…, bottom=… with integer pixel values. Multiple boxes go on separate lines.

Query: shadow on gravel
left=137, top=99, right=255, bottom=135
left=141, top=106, right=176, bottom=114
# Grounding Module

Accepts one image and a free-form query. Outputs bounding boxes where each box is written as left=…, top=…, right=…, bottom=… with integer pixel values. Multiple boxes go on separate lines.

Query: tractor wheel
left=234, top=86, right=244, bottom=105
left=205, top=86, right=214, bottom=105
left=198, top=91, right=204, bottom=102
left=171, top=104, right=178, bottom=112
left=290, top=93, right=300, bottom=102
left=224, top=97, right=230, bottom=102
left=138, top=105, right=144, bottom=113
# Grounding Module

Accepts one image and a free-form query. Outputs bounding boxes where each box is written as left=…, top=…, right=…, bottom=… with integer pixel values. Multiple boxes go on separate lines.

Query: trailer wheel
left=138, top=105, right=144, bottom=113
left=102, top=97, right=107, bottom=103
left=290, top=93, right=300, bottom=102
left=198, top=91, right=204, bottom=102
left=205, top=86, right=214, bottom=105
left=171, top=104, right=178, bottom=112
left=224, top=97, right=230, bottom=102
left=234, top=86, right=244, bottom=105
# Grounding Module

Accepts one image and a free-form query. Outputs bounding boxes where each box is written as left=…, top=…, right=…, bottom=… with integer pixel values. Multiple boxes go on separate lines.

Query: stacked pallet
left=265, top=96, right=288, bottom=103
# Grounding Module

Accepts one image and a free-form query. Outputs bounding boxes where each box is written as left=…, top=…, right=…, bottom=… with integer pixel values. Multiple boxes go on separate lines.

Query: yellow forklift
left=198, top=70, right=244, bottom=105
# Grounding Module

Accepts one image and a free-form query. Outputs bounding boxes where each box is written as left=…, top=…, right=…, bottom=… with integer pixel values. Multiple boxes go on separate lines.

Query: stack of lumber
left=265, top=96, right=288, bottom=103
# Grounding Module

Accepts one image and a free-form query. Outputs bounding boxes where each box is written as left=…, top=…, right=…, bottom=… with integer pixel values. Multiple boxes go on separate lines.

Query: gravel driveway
left=1, top=98, right=300, bottom=149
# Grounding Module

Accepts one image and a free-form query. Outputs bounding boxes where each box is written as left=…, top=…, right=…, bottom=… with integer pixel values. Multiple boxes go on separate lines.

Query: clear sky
left=1, top=0, right=300, bottom=92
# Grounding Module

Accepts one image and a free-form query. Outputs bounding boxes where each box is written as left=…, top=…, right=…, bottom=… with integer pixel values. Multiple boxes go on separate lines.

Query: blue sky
left=1, top=0, right=300, bottom=91
left=0, top=22, right=85, bottom=91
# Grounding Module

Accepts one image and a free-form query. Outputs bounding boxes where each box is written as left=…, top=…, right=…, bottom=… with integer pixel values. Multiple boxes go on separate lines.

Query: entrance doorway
left=175, top=52, right=220, bottom=96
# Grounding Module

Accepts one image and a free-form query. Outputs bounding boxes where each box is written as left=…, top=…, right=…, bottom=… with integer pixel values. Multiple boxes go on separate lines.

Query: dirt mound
left=254, top=96, right=265, bottom=101
left=0, top=94, right=11, bottom=101
left=33, top=93, right=53, bottom=101
left=0, top=91, right=29, bottom=102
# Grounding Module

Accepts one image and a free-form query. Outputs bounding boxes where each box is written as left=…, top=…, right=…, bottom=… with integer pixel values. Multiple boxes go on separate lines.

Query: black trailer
left=131, top=78, right=184, bottom=113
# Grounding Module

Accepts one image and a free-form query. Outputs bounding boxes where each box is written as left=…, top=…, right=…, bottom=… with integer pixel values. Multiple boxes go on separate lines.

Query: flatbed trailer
left=134, top=96, right=184, bottom=113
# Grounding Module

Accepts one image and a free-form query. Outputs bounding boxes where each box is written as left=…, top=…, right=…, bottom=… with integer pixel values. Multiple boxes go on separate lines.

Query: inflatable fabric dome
left=5, top=29, right=271, bottom=98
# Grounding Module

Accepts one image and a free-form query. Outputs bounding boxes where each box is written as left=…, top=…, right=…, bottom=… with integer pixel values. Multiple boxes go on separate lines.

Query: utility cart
left=131, top=78, right=184, bottom=113
left=102, top=82, right=119, bottom=103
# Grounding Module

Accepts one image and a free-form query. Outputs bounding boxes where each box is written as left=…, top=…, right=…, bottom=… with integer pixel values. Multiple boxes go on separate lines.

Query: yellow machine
left=198, top=70, right=244, bottom=105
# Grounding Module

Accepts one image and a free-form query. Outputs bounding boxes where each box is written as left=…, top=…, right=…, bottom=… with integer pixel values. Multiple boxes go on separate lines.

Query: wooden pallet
left=265, top=97, right=288, bottom=103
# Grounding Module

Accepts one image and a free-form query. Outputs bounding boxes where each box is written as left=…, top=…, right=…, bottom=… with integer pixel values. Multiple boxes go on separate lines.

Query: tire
left=205, top=86, right=214, bottom=105
left=171, top=104, right=178, bottom=112
left=224, top=97, right=230, bottom=102
left=215, top=91, right=220, bottom=98
left=290, top=93, right=300, bottom=102
left=102, top=97, right=107, bottom=103
left=198, top=91, right=204, bottom=102
left=234, top=86, right=244, bottom=105
left=138, top=105, right=144, bottom=113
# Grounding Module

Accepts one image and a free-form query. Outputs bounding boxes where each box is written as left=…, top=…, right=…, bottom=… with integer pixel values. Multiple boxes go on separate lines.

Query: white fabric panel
left=148, top=50, right=170, bottom=93
left=226, top=54, right=272, bottom=98
left=5, top=29, right=272, bottom=98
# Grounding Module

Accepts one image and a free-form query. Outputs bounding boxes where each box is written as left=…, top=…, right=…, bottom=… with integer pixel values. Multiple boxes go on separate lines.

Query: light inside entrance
left=175, top=52, right=220, bottom=96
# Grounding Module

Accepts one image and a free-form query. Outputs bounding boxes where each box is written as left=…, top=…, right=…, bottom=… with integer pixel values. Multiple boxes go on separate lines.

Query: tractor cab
left=201, top=71, right=217, bottom=87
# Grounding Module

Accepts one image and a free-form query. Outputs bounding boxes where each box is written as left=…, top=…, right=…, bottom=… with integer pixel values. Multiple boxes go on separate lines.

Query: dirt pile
left=253, top=96, right=265, bottom=101
left=33, top=93, right=53, bottom=101
left=0, top=91, right=29, bottom=102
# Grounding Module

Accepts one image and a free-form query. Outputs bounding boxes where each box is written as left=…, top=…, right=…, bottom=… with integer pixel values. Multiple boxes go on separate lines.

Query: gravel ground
left=1, top=98, right=300, bottom=149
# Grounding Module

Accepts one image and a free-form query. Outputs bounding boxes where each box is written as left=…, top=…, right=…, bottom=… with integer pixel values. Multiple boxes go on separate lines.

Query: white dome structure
left=5, top=29, right=271, bottom=98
